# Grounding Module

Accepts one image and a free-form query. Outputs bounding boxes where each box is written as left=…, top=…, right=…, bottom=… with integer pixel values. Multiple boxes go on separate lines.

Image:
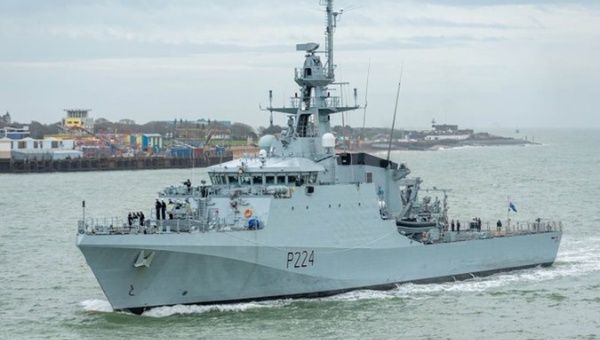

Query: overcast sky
left=1, top=0, right=599, bottom=129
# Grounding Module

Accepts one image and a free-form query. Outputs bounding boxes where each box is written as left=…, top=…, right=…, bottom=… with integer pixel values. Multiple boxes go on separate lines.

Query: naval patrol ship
left=76, top=0, right=562, bottom=314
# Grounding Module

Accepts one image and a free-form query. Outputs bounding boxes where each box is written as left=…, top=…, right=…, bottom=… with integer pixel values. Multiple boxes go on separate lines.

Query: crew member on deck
left=167, top=200, right=174, bottom=219
left=161, top=200, right=167, bottom=220
left=457, top=220, right=461, bottom=233
left=451, top=219, right=455, bottom=232
left=155, top=199, right=161, bottom=220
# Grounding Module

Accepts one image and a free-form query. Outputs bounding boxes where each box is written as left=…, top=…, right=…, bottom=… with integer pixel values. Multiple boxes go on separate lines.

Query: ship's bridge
left=207, top=156, right=324, bottom=186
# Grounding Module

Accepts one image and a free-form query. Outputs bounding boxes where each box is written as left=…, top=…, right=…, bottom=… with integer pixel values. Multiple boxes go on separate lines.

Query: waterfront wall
left=0, top=155, right=232, bottom=174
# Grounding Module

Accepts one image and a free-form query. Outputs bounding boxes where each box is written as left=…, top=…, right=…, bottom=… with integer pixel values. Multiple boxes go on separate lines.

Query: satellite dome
left=258, top=134, right=276, bottom=151
left=322, top=133, right=336, bottom=148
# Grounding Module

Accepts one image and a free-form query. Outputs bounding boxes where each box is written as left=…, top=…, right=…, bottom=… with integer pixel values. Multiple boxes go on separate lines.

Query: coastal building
left=424, top=121, right=474, bottom=141
left=0, top=126, right=30, bottom=140
left=211, top=129, right=231, bottom=141
left=118, top=119, right=136, bottom=125
left=424, top=134, right=470, bottom=141
left=432, top=124, right=459, bottom=133
left=142, top=134, right=163, bottom=152
left=63, top=109, right=94, bottom=132
left=0, top=137, right=11, bottom=159
left=130, top=133, right=163, bottom=153
left=0, top=111, right=11, bottom=124
left=6, top=136, right=81, bottom=160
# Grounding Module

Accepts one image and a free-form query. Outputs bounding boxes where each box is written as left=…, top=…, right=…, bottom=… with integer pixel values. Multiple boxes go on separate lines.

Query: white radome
left=322, top=133, right=336, bottom=148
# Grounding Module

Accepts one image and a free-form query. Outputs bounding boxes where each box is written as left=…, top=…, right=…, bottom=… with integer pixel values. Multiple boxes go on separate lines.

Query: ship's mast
left=265, top=0, right=357, bottom=156
left=325, top=0, right=335, bottom=80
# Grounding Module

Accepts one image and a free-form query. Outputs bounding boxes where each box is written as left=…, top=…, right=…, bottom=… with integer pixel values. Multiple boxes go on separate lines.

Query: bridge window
left=253, top=176, right=263, bottom=185
left=366, top=172, right=373, bottom=183
left=304, top=68, right=312, bottom=77
left=265, top=176, right=275, bottom=185
left=277, top=175, right=286, bottom=184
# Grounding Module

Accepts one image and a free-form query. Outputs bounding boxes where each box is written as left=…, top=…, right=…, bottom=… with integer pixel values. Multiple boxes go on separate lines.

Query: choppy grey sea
left=1, top=129, right=599, bottom=339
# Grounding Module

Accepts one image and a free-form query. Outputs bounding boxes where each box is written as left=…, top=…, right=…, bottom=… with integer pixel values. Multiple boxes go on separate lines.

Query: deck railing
left=437, top=220, right=562, bottom=243
left=78, top=215, right=253, bottom=235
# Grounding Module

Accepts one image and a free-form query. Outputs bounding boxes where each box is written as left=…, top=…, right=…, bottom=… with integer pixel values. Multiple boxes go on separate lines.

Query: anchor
left=133, top=250, right=155, bottom=268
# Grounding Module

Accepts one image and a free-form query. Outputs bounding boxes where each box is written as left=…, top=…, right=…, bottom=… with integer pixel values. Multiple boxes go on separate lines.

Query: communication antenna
left=323, top=0, right=344, bottom=79
left=268, top=90, right=273, bottom=127
left=386, top=65, right=404, bottom=163
left=361, top=59, right=371, bottom=142
left=341, top=112, right=347, bottom=151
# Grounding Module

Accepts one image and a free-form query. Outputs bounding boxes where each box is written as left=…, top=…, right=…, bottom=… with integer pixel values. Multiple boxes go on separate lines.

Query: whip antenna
left=360, top=59, right=371, bottom=143
left=386, top=65, right=404, bottom=163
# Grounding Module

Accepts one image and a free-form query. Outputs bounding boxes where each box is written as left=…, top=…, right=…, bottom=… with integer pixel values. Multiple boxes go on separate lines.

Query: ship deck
left=77, top=216, right=562, bottom=245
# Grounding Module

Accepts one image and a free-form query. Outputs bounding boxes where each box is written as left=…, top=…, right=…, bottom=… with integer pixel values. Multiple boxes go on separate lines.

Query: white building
left=424, top=134, right=470, bottom=141
left=7, top=137, right=81, bottom=160
left=0, top=137, right=11, bottom=159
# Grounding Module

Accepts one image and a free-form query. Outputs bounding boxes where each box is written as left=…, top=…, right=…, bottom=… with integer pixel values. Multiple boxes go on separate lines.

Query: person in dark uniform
left=200, top=180, right=208, bottom=198
left=184, top=179, right=192, bottom=193
left=140, top=211, right=145, bottom=226
left=457, top=220, right=461, bottom=233
left=477, top=218, right=481, bottom=232
left=497, top=219, right=502, bottom=231
left=127, top=212, right=133, bottom=227
left=155, top=199, right=161, bottom=220
left=161, top=200, right=167, bottom=220
left=451, top=219, right=455, bottom=232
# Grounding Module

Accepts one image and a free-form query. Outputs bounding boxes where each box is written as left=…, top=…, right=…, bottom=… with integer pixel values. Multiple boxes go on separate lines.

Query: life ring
left=244, top=208, right=253, bottom=218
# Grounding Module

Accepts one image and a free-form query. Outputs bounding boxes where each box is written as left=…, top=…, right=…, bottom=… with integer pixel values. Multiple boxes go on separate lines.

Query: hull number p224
left=286, top=250, right=315, bottom=268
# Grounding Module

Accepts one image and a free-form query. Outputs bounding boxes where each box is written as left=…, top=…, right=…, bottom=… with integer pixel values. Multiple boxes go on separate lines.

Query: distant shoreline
left=357, top=136, right=535, bottom=152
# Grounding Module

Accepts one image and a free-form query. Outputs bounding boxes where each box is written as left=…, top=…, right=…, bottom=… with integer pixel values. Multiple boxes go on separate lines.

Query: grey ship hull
left=78, top=230, right=561, bottom=313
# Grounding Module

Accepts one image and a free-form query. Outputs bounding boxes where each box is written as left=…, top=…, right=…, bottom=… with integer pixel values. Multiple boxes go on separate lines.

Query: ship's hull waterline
left=78, top=231, right=561, bottom=314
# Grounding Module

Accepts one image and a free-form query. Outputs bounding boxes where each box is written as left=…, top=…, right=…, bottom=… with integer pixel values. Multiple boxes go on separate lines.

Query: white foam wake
left=143, top=300, right=291, bottom=317
left=78, top=298, right=290, bottom=317
left=322, top=238, right=600, bottom=302
left=80, top=299, right=113, bottom=313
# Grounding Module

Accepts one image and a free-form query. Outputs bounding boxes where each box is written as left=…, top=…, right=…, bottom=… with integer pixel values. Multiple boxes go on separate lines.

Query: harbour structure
left=0, top=111, right=11, bottom=124
left=129, top=133, right=163, bottom=154
left=0, top=126, right=30, bottom=140
left=62, top=109, right=94, bottom=133
left=423, top=119, right=474, bottom=141
left=3, top=136, right=80, bottom=161
left=76, top=0, right=561, bottom=314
